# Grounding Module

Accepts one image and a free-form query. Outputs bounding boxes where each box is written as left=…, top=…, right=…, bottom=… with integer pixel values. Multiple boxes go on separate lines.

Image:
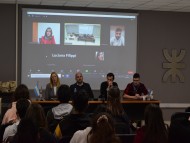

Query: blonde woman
left=45, top=72, right=60, bottom=100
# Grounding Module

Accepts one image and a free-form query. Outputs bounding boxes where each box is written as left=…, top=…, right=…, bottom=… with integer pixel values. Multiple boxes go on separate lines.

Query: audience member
left=185, top=106, right=190, bottom=112
left=25, top=104, right=48, bottom=129
left=168, top=107, right=190, bottom=143
left=46, top=84, right=73, bottom=133
left=10, top=118, right=39, bottom=143
left=123, top=73, right=148, bottom=99
left=70, top=112, right=121, bottom=143
left=70, top=72, right=94, bottom=99
left=2, top=84, right=30, bottom=124
left=95, top=86, right=130, bottom=134
left=25, top=104, right=56, bottom=143
left=54, top=90, right=90, bottom=141
left=3, top=99, right=30, bottom=142
left=108, top=86, right=130, bottom=134
left=45, top=72, right=60, bottom=100
left=40, top=27, right=56, bottom=44
left=134, top=104, right=168, bottom=143
left=99, top=72, right=118, bottom=100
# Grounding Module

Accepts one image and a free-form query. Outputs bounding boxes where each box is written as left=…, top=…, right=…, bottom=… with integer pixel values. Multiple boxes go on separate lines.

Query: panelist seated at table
left=123, top=73, right=148, bottom=100
left=45, top=72, right=60, bottom=100
left=70, top=72, right=94, bottom=100
left=99, top=72, right=118, bottom=100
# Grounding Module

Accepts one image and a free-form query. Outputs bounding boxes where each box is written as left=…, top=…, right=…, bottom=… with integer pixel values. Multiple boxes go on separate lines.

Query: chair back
left=169, top=112, right=190, bottom=143
left=115, top=122, right=130, bottom=134
left=171, top=112, right=190, bottom=122
left=117, top=134, right=136, bottom=143
left=58, top=136, right=72, bottom=143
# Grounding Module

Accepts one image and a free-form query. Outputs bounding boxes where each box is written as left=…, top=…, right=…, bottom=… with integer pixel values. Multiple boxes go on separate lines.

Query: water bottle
left=147, top=89, right=151, bottom=100
left=150, top=90, right=153, bottom=100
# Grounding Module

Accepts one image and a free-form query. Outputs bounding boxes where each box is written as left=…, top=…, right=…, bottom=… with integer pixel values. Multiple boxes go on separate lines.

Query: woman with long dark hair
left=134, top=104, right=168, bottom=143
left=94, top=86, right=130, bottom=134
left=25, top=104, right=56, bottom=143
left=107, top=86, right=130, bottom=134
left=107, top=86, right=125, bottom=116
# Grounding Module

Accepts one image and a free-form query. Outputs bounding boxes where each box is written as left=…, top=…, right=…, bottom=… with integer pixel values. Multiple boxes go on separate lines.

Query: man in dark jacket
left=70, top=72, right=94, bottom=100
left=99, top=72, right=118, bottom=100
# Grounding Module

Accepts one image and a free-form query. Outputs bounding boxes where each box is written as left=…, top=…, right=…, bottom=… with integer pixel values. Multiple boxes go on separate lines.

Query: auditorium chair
left=171, top=112, right=190, bottom=122
left=117, top=134, right=136, bottom=143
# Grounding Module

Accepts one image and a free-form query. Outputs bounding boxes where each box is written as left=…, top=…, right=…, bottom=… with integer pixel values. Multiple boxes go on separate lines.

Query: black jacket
left=99, top=81, right=118, bottom=99
left=70, top=82, right=94, bottom=99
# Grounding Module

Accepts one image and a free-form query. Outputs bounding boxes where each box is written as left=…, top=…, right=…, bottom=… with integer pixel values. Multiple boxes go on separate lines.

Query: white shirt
left=110, top=36, right=125, bottom=46
left=70, top=127, right=92, bottom=143
left=3, top=120, right=20, bottom=142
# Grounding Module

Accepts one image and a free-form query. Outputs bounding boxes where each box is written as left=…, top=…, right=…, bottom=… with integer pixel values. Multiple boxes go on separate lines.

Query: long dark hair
left=87, top=112, right=120, bottom=143
left=25, top=104, right=48, bottom=129
left=107, top=86, right=124, bottom=116
left=11, top=118, right=38, bottom=143
left=143, top=104, right=168, bottom=143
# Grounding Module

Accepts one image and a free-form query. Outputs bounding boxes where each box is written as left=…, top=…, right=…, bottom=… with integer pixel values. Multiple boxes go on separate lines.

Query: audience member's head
left=25, top=104, right=47, bottom=129
left=169, top=107, right=190, bottom=143
left=72, top=89, right=89, bottom=113
left=169, top=115, right=190, bottom=143
left=88, top=112, right=120, bottom=143
left=11, top=118, right=38, bottom=143
left=107, top=86, right=124, bottom=116
left=143, top=104, right=168, bottom=143
left=16, top=98, right=30, bottom=119
left=57, top=84, right=71, bottom=103
left=185, top=106, right=190, bottom=112
left=108, top=86, right=120, bottom=99
left=144, top=104, right=164, bottom=125
left=13, top=84, right=30, bottom=101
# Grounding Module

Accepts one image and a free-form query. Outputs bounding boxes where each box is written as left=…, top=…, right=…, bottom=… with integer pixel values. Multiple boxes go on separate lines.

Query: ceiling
left=1, top=0, right=190, bottom=12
